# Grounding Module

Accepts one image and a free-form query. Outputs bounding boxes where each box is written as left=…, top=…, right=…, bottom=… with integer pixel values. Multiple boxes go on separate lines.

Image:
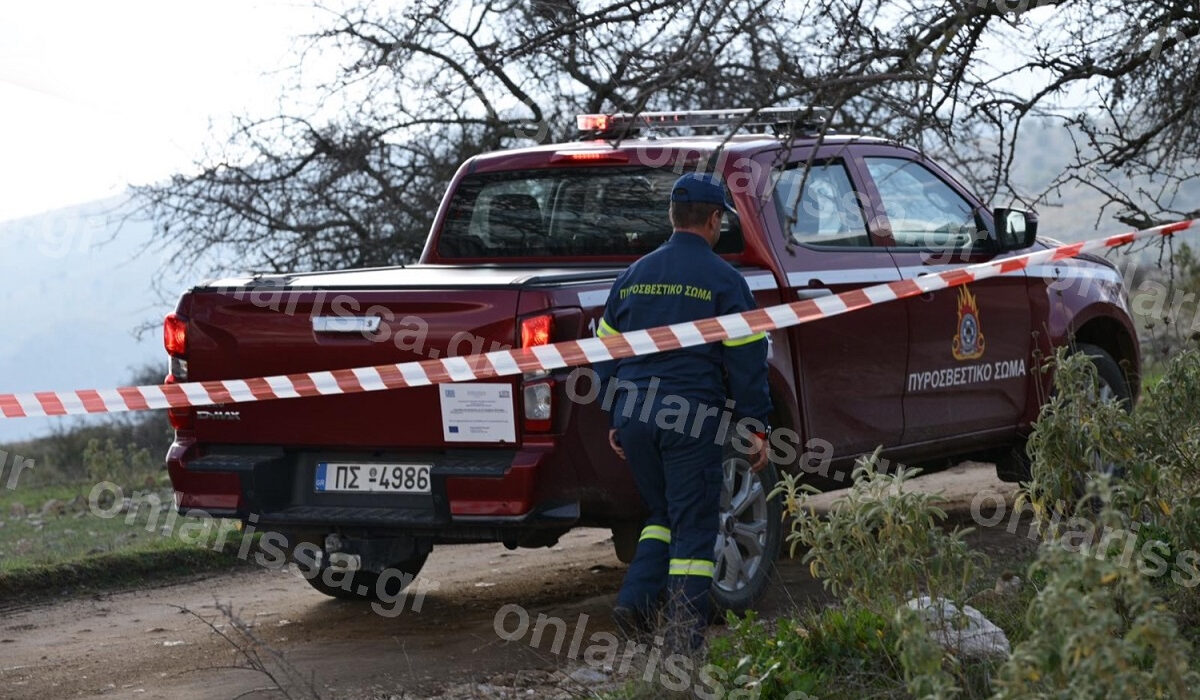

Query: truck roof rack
left=576, top=107, right=831, bottom=139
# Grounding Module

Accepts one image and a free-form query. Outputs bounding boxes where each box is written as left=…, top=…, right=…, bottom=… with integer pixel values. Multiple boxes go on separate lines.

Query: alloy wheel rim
left=713, top=454, right=769, bottom=593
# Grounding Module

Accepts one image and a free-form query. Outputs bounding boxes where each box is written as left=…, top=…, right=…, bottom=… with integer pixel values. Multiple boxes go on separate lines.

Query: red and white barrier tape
left=0, top=219, right=1193, bottom=419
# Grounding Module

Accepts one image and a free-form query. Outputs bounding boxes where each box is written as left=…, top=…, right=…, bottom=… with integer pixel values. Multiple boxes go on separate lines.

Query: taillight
left=164, top=313, right=192, bottom=430
left=521, top=314, right=553, bottom=348
left=164, top=313, right=187, bottom=356
left=523, top=381, right=554, bottom=432
left=520, top=314, right=556, bottom=433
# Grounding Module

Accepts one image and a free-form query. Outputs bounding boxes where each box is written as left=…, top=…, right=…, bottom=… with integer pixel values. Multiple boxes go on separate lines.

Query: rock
left=9, top=502, right=26, bottom=519
left=566, top=667, right=609, bottom=685
left=905, top=596, right=1011, bottom=661
left=0, top=520, right=5, bottom=528
left=994, top=572, right=1022, bottom=595
left=93, top=490, right=116, bottom=511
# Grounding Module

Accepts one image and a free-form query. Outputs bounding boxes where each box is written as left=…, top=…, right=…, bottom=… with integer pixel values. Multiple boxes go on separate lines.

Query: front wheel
left=711, top=443, right=782, bottom=616
left=995, top=343, right=1133, bottom=483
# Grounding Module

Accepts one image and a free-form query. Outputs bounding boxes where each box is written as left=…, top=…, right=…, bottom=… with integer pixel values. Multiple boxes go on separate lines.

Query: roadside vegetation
left=1127, top=242, right=1200, bottom=375
left=0, top=365, right=251, bottom=603
left=608, top=345, right=1200, bottom=699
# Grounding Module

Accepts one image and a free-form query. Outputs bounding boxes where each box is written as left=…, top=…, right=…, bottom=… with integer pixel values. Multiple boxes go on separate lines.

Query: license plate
left=315, top=463, right=432, bottom=494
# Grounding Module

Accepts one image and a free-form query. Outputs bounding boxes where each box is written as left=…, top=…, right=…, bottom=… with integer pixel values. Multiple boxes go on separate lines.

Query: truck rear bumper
left=166, top=437, right=579, bottom=531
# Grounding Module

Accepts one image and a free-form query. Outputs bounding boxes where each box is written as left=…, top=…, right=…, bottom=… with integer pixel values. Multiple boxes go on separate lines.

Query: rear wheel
left=304, top=553, right=429, bottom=601
left=711, top=442, right=782, bottom=616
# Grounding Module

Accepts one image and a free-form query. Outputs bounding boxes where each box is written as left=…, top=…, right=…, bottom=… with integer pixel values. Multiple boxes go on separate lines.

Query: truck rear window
left=437, top=167, right=742, bottom=258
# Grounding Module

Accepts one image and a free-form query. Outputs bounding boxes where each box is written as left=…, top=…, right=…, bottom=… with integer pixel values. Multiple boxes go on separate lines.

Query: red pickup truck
left=163, top=108, right=1138, bottom=613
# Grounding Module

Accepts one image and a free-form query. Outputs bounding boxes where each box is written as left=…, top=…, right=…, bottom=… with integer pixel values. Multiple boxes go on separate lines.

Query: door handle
left=794, top=288, right=834, bottom=299
left=915, top=273, right=937, bottom=302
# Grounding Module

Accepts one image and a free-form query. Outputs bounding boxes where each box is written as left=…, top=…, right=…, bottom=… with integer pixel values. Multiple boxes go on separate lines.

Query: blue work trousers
left=614, top=393, right=722, bottom=645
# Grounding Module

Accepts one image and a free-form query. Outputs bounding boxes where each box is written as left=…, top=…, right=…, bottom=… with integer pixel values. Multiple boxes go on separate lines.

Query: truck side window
left=774, top=162, right=871, bottom=247
left=864, top=157, right=980, bottom=249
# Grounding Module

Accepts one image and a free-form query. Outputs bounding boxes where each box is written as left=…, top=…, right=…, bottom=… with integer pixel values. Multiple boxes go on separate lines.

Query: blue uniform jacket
left=595, top=231, right=772, bottom=427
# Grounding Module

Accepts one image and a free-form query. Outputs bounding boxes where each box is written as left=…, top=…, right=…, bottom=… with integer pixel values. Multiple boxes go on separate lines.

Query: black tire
left=1074, top=343, right=1133, bottom=411
left=710, top=442, right=782, bottom=617
left=1072, top=344, right=1133, bottom=496
left=994, top=343, right=1132, bottom=484
left=304, top=554, right=429, bottom=601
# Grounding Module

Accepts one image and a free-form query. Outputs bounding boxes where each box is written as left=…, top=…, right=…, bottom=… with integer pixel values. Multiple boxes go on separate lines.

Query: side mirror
left=993, top=208, right=1038, bottom=251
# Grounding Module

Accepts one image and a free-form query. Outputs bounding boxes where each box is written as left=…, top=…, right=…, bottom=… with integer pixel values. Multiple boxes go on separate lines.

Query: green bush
left=706, top=608, right=905, bottom=699
left=1026, top=347, right=1200, bottom=575
left=995, top=517, right=1198, bottom=698
left=999, top=347, right=1200, bottom=696
left=82, top=437, right=163, bottom=490
left=772, top=451, right=986, bottom=697
left=774, top=450, right=986, bottom=612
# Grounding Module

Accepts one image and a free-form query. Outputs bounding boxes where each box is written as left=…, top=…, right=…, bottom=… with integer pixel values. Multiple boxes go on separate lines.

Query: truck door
left=764, top=154, right=908, bottom=461
left=856, top=151, right=1032, bottom=444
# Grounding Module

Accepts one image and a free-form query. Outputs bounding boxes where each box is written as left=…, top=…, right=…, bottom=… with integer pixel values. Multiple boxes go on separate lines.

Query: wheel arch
left=1071, top=313, right=1141, bottom=402
left=766, top=366, right=801, bottom=472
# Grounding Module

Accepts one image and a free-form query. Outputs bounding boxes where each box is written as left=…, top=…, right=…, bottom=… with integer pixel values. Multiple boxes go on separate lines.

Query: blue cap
left=670, top=173, right=736, bottom=214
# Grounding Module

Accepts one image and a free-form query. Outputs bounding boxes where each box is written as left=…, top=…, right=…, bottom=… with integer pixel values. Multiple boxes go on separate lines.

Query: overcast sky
left=0, top=1, right=333, bottom=223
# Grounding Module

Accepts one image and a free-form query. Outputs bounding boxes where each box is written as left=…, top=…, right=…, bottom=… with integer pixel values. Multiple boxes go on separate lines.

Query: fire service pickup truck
left=163, top=108, right=1138, bottom=612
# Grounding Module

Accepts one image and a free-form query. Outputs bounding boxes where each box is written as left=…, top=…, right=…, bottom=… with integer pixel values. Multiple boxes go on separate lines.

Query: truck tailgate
left=185, top=287, right=521, bottom=448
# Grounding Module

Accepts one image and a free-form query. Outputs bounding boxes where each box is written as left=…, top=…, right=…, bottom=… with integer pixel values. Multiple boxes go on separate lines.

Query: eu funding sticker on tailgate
left=439, top=383, right=516, bottom=443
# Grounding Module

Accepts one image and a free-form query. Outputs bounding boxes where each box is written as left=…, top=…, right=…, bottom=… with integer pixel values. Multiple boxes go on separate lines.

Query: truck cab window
left=864, top=157, right=980, bottom=249
left=774, top=162, right=871, bottom=247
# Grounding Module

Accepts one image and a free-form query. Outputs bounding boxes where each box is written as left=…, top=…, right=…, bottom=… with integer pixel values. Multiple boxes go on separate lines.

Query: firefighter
left=595, top=172, right=772, bottom=648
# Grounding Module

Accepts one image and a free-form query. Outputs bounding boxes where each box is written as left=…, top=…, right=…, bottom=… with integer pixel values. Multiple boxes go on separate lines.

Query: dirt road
left=0, top=464, right=1025, bottom=700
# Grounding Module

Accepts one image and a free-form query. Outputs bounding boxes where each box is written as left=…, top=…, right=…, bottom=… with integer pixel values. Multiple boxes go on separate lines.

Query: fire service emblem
left=952, top=287, right=986, bottom=360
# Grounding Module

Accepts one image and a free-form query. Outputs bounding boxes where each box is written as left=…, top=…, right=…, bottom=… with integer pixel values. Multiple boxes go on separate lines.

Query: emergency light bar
left=576, top=107, right=831, bottom=137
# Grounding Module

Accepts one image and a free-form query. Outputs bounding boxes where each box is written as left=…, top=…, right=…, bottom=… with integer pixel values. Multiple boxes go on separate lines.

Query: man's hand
left=608, top=429, right=626, bottom=460
left=748, top=432, right=769, bottom=473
